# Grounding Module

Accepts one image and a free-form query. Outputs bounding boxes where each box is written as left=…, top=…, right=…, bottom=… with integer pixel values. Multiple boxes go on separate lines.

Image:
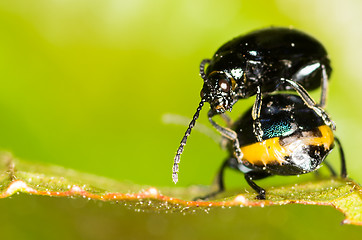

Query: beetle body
left=234, top=94, right=334, bottom=176
left=172, top=27, right=334, bottom=185
left=202, top=27, right=331, bottom=113
left=199, top=94, right=346, bottom=200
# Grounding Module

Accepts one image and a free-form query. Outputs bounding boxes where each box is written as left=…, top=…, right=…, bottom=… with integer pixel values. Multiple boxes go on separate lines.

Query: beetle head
left=200, top=60, right=237, bottom=114
left=172, top=59, right=237, bottom=184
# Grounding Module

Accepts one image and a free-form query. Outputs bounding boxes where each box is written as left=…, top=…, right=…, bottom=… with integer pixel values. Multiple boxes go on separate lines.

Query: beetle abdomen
left=241, top=125, right=334, bottom=175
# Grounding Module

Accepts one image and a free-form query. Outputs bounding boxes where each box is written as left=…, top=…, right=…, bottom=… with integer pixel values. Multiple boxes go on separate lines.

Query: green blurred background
left=0, top=0, right=361, bottom=239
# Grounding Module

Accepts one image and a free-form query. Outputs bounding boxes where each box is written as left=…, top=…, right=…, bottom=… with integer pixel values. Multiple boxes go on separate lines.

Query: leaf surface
left=0, top=152, right=361, bottom=225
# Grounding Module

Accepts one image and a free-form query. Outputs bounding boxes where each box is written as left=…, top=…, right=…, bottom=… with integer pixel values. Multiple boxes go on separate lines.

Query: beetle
left=199, top=94, right=347, bottom=200
left=172, top=27, right=335, bottom=183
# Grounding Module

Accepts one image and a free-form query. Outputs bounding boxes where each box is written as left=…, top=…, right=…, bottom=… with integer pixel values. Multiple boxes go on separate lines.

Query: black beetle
left=199, top=94, right=347, bottom=200
left=173, top=27, right=335, bottom=183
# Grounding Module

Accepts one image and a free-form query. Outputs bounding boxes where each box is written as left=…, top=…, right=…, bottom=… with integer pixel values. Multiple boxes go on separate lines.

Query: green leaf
left=0, top=151, right=361, bottom=225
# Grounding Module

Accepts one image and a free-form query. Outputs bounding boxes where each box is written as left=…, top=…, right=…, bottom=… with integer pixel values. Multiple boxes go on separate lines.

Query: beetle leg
left=283, top=79, right=336, bottom=130
left=252, top=86, right=263, bottom=142
left=252, top=86, right=262, bottom=120
left=219, top=113, right=234, bottom=150
left=334, top=137, right=347, bottom=178
left=244, top=171, right=271, bottom=200
left=312, top=107, right=336, bottom=130
left=194, top=157, right=232, bottom=200
left=319, top=137, right=347, bottom=178
left=220, top=113, right=233, bottom=128
left=208, top=110, right=243, bottom=162
left=196, top=158, right=271, bottom=200
left=291, top=61, right=329, bottom=108
left=322, top=161, right=337, bottom=177
left=319, top=64, right=329, bottom=108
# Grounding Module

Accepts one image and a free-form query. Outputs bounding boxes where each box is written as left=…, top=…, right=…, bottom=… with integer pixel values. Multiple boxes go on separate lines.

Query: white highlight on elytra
left=295, top=62, right=320, bottom=80
left=249, top=50, right=257, bottom=56
left=276, top=0, right=362, bottom=91
left=230, top=68, right=243, bottom=79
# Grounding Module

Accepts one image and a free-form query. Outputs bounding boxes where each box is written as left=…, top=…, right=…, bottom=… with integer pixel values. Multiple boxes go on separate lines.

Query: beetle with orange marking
left=199, top=94, right=346, bottom=200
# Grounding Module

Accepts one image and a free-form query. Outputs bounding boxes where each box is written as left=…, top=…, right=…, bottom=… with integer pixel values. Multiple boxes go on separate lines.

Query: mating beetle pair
left=172, top=27, right=347, bottom=199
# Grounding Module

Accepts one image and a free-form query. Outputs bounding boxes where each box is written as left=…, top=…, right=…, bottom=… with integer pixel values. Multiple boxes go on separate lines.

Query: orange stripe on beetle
left=240, top=125, right=334, bottom=166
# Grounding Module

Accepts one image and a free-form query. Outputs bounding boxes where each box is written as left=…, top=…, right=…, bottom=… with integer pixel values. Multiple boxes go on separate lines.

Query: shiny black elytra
left=199, top=94, right=347, bottom=200
left=173, top=27, right=335, bottom=184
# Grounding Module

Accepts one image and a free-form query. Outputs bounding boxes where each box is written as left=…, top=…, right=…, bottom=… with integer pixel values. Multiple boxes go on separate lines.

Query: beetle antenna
left=173, top=98, right=205, bottom=184
left=200, top=59, right=211, bottom=83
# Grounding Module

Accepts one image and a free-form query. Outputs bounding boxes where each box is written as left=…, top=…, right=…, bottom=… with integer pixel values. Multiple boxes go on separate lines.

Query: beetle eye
left=208, top=71, right=232, bottom=93
left=219, top=78, right=230, bottom=92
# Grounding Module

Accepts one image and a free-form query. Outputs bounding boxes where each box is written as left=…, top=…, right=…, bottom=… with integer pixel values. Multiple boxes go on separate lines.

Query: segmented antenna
left=200, top=59, right=211, bottom=82
left=172, top=99, right=205, bottom=183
